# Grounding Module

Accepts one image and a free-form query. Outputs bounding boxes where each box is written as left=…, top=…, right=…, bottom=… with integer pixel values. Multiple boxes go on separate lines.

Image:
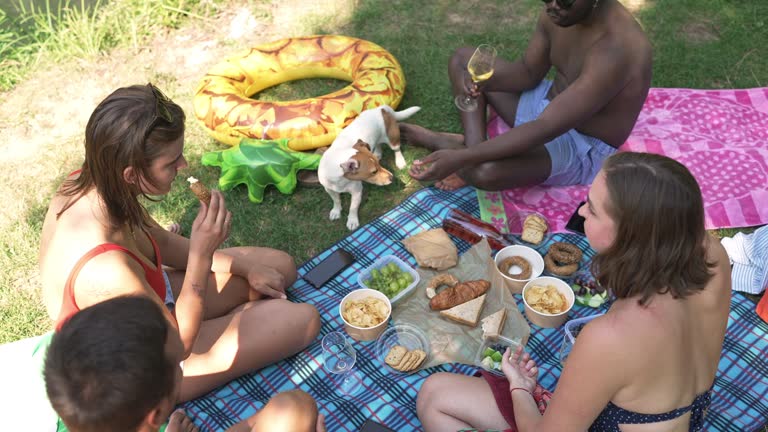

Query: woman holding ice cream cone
left=38, top=83, right=321, bottom=402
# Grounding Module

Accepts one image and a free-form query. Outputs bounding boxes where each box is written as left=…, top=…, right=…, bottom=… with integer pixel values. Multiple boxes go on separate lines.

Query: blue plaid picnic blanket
left=181, top=186, right=768, bottom=432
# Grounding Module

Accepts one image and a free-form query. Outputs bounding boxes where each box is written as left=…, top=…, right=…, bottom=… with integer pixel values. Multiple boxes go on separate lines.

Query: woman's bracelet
left=510, top=387, right=532, bottom=397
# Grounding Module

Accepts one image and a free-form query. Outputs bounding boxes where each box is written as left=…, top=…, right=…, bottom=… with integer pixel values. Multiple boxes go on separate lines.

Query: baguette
left=439, top=294, right=486, bottom=327
left=429, top=280, right=490, bottom=310
left=481, top=308, right=507, bottom=339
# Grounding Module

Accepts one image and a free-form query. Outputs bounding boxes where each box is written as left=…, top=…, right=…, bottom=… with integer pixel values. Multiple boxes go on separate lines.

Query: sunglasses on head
left=143, top=83, right=174, bottom=141
left=542, top=0, right=576, bottom=9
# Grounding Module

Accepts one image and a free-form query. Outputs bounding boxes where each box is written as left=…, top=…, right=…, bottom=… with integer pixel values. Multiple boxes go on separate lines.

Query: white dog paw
left=395, top=153, right=407, bottom=170
left=329, top=208, right=341, bottom=220
left=346, top=218, right=359, bottom=231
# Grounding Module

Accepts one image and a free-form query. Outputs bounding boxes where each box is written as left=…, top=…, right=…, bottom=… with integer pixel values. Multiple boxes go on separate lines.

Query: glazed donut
left=194, top=35, right=406, bottom=150
left=547, top=242, right=583, bottom=265
left=426, top=274, right=459, bottom=299
left=498, top=256, right=532, bottom=280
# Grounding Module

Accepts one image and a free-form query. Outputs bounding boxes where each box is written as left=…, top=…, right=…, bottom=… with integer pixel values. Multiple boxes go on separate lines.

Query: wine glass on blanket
left=455, top=44, right=497, bottom=112
left=322, top=331, right=362, bottom=395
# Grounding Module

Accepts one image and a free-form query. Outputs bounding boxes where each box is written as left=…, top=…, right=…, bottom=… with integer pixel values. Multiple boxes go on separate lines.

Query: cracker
left=406, top=350, right=427, bottom=371
left=385, top=345, right=408, bottom=367
left=394, top=351, right=413, bottom=371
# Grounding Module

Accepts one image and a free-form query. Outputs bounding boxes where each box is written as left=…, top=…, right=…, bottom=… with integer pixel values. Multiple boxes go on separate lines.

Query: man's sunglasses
left=542, top=0, right=576, bottom=9
left=144, top=83, right=174, bottom=141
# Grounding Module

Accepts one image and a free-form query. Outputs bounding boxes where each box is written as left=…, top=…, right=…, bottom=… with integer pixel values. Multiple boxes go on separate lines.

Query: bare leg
left=417, top=373, right=511, bottom=432
left=399, top=123, right=466, bottom=151
left=458, top=145, right=552, bottom=191
left=228, top=390, right=322, bottom=432
left=176, top=299, right=321, bottom=401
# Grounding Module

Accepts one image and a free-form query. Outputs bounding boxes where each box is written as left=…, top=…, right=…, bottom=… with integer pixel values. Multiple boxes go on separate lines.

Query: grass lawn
left=1, top=0, right=766, bottom=347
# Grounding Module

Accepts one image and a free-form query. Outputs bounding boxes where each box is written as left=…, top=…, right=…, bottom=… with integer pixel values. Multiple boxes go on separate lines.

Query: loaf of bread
left=429, top=280, right=490, bottom=310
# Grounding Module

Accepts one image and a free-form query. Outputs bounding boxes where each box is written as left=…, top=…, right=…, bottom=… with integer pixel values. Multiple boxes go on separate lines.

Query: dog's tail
left=388, top=105, right=421, bottom=121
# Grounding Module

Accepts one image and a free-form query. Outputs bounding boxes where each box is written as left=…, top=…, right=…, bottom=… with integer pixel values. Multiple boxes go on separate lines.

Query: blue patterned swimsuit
left=590, top=387, right=712, bottom=431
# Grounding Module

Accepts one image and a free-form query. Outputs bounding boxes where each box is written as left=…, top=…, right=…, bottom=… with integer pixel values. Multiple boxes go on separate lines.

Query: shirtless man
left=405, top=0, right=652, bottom=190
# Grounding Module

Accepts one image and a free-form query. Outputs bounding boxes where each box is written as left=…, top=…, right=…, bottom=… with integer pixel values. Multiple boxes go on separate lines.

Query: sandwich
left=481, top=308, right=507, bottom=340
left=439, top=294, right=486, bottom=327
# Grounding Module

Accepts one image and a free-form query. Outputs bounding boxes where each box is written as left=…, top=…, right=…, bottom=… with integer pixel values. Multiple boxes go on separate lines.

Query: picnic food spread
left=384, top=345, right=427, bottom=372
left=497, top=256, right=532, bottom=280
left=524, top=284, right=568, bottom=314
left=187, top=176, right=211, bottom=205
left=342, top=297, right=389, bottom=328
left=429, top=280, right=490, bottom=310
left=544, top=242, right=583, bottom=276
left=193, top=35, right=406, bottom=150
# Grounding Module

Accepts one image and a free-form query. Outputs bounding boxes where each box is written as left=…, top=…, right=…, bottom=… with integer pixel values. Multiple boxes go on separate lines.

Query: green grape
left=387, top=262, right=399, bottom=274
left=371, top=268, right=381, bottom=279
left=403, top=273, right=413, bottom=283
left=397, top=279, right=409, bottom=290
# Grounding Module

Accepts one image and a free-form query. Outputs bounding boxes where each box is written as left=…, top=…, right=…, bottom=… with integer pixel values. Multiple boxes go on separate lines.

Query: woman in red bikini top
left=38, top=84, right=321, bottom=404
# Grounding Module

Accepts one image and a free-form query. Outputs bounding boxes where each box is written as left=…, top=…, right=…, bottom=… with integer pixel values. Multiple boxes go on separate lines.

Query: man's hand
left=408, top=149, right=466, bottom=181
left=247, top=263, right=287, bottom=300
left=501, top=345, right=539, bottom=393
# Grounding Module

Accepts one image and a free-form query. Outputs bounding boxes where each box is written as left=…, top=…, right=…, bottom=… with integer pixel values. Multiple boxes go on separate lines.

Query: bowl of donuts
left=521, top=276, right=575, bottom=328
left=542, top=242, right=585, bottom=279
left=494, top=245, right=545, bottom=294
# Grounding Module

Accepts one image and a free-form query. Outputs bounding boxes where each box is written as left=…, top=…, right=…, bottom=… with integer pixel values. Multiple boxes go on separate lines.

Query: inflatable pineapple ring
left=193, top=35, right=406, bottom=151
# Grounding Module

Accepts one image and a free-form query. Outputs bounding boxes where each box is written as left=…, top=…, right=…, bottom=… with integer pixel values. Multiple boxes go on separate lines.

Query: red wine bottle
left=442, top=209, right=512, bottom=250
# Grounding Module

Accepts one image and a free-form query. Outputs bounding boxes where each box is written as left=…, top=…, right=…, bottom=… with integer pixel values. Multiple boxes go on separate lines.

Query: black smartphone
left=302, top=249, right=355, bottom=288
left=565, top=201, right=586, bottom=235
left=359, top=419, right=396, bottom=432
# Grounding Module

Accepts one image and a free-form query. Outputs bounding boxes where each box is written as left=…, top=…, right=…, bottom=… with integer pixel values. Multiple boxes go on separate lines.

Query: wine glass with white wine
left=454, top=44, right=498, bottom=112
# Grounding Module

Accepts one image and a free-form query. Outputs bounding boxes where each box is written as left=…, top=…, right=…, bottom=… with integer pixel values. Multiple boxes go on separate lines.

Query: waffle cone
left=189, top=181, right=211, bottom=205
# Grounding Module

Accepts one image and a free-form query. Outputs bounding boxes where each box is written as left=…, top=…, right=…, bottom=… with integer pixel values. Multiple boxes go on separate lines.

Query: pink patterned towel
left=479, top=87, right=768, bottom=233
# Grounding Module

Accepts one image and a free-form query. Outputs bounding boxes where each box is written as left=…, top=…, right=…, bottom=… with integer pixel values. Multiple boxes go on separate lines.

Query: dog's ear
left=353, top=139, right=372, bottom=152
left=382, top=110, right=400, bottom=146
left=340, top=158, right=360, bottom=174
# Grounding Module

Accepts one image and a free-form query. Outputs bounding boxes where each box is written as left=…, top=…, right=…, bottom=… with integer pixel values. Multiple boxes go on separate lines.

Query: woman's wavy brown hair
left=592, top=152, right=715, bottom=306
left=57, top=84, right=185, bottom=230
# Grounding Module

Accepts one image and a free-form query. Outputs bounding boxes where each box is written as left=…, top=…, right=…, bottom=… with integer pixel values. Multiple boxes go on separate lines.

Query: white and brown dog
left=318, top=105, right=420, bottom=230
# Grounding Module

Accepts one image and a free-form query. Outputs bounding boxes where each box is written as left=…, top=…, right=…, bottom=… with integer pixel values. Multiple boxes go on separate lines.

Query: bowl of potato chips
left=521, top=276, right=574, bottom=328
left=339, top=288, right=392, bottom=341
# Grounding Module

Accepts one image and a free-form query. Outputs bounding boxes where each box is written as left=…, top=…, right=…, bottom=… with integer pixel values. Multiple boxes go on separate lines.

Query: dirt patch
left=0, top=0, right=354, bottom=232
left=680, top=18, right=720, bottom=44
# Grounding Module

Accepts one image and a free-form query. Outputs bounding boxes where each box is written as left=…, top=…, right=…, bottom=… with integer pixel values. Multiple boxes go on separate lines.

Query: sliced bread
left=481, top=308, right=508, bottom=339
left=439, top=294, right=486, bottom=327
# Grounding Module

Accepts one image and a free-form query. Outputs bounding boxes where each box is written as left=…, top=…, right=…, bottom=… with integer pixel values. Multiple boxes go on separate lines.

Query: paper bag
left=401, top=228, right=458, bottom=271
left=392, top=238, right=530, bottom=369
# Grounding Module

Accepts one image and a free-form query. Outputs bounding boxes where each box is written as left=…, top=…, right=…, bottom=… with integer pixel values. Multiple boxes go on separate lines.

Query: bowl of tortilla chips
left=339, top=288, right=392, bottom=341
left=521, top=276, right=574, bottom=328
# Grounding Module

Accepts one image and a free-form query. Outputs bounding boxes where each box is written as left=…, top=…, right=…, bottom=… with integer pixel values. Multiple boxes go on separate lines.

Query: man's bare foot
left=435, top=173, right=468, bottom=191
left=166, top=222, right=182, bottom=235
left=167, top=409, right=199, bottom=432
left=400, top=123, right=465, bottom=151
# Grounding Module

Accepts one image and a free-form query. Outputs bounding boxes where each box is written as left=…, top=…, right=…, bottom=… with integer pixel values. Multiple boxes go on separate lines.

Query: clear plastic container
left=375, top=323, right=430, bottom=374
left=357, top=255, right=420, bottom=306
left=558, top=313, right=604, bottom=366
left=473, top=335, right=523, bottom=376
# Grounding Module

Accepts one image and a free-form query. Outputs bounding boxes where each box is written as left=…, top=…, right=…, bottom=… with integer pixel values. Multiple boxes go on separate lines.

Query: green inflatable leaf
left=201, top=138, right=321, bottom=203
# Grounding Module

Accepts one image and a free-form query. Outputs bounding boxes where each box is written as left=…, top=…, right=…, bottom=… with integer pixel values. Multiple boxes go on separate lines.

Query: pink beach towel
left=478, top=87, right=768, bottom=233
